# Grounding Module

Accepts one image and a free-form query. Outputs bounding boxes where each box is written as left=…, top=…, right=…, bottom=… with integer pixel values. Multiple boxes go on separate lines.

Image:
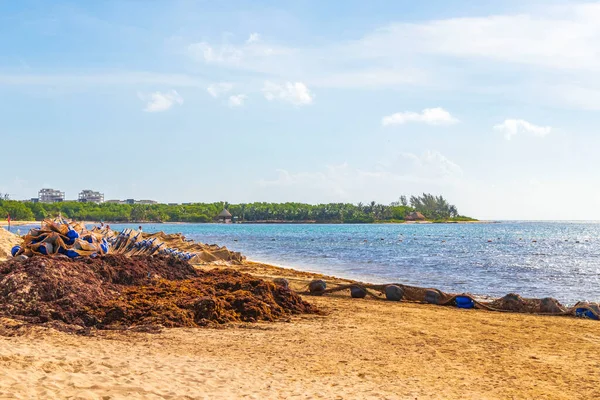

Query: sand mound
left=0, top=255, right=314, bottom=330
left=0, top=228, right=22, bottom=261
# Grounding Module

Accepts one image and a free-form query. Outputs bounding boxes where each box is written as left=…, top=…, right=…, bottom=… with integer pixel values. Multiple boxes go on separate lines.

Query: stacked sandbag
left=104, top=228, right=196, bottom=261
left=12, top=219, right=108, bottom=259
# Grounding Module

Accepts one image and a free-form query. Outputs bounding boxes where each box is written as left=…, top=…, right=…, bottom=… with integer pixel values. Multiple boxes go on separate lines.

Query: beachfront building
left=136, top=200, right=158, bottom=205
left=405, top=211, right=426, bottom=221
left=217, top=209, right=233, bottom=223
left=78, top=190, right=104, bottom=204
left=123, top=199, right=157, bottom=205
left=38, top=188, right=65, bottom=203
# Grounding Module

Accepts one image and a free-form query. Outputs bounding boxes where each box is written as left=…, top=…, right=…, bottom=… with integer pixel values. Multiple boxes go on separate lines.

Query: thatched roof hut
left=405, top=211, right=426, bottom=221
left=217, top=209, right=232, bottom=222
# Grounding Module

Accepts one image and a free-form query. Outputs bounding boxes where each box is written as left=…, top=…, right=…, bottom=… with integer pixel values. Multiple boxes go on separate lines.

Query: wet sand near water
left=0, top=261, right=599, bottom=399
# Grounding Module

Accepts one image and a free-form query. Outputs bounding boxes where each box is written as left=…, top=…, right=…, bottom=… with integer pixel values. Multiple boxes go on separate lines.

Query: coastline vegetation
left=0, top=193, right=476, bottom=223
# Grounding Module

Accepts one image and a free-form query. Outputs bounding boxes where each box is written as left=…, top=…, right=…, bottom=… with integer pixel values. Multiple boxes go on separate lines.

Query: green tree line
left=0, top=194, right=475, bottom=223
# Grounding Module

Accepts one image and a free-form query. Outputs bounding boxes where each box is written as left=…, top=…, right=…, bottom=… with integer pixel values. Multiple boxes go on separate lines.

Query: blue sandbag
left=66, top=249, right=80, bottom=259
left=575, top=308, right=600, bottom=320
left=39, top=244, right=48, bottom=255
left=11, top=246, right=21, bottom=257
left=455, top=296, right=475, bottom=309
left=66, top=229, right=79, bottom=240
left=64, top=237, right=76, bottom=246
left=100, top=243, right=108, bottom=253
left=84, top=236, right=94, bottom=244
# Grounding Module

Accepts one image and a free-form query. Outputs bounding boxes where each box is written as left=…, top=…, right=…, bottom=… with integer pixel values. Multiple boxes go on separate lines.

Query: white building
left=78, top=190, right=104, bottom=204
left=38, top=188, right=65, bottom=203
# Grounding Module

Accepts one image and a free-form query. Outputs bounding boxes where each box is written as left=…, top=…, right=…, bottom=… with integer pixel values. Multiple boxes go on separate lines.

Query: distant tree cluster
left=408, top=193, right=459, bottom=220
left=0, top=193, right=474, bottom=223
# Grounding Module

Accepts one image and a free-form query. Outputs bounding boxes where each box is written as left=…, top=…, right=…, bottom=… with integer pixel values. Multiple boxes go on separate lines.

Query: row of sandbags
left=306, top=279, right=600, bottom=321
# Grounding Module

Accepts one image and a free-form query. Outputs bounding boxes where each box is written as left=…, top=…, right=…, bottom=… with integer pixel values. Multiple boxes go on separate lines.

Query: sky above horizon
left=2, top=0, right=600, bottom=220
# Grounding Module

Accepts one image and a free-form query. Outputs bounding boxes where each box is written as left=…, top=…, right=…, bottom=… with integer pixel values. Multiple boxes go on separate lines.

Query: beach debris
left=273, top=277, right=290, bottom=289
left=350, top=286, right=367, bottom=299
left=12, top=219, right=108, bottom=259
left=0, top=254, right=316, bottom=331
left=384, top=285, right=404, bottom=301
left=309, top=279, right=327, bottom=295
left=8, top=219, right=245, bottom=265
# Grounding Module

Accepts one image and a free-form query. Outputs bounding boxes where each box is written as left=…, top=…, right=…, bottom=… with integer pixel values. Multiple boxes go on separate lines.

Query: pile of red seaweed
left=0, top=255, right=315, bottom=331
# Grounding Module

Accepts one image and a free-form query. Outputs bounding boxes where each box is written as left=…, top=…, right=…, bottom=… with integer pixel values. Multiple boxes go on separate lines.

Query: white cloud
left=382, top=108, right=458, bottom=126
left=228, top=94, right=247, bottom=107
left=188, top=42, right=243, bottom=64
left=138, top=90, right=183, bottom=112
left=247, top=33, right=260, bottom=44
left=493, top=119, right=552, bottom=140
left=350, top=5, right=600, bottom=71
left=177, top=4, right=600, bottom=110
left=207, top=82, right=233, bottom=98
left=262, top=81, right=314, bottom=106
left=187, top=35, right=293, bottom=68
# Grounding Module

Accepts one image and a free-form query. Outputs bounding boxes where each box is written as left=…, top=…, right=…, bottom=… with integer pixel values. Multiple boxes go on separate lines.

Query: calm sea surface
left=15, top=221, right=600, bottom=304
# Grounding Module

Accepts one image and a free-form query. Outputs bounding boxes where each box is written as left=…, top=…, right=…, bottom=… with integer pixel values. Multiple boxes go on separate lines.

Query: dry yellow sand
left=0, top=261, right=599, bottom=399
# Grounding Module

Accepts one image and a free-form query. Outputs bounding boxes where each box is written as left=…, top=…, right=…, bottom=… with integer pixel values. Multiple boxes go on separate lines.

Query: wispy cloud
left=262, top=81, right=313, bottom=106
left=187, top=34, right=293, bottom=68
left=493, top=119, right=552, bottom=140
left=382, top=108, right=458, bottom=126
left=138, top=90, right=183, bottom=112
left=228, top=94, right=247, bottom=107
left=246, top=33, right=260, bottom=44
left=207, top=82, right=233, bottom=98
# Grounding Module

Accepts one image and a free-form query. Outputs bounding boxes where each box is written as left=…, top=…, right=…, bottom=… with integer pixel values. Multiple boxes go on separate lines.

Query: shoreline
left=1, top=219, right=493, bottom=227
left=0, top=235, right=599, bottom=397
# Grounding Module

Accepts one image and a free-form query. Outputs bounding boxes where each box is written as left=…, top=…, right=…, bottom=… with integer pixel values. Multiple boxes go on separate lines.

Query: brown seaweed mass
left=0, top=255, right=315, bottom=329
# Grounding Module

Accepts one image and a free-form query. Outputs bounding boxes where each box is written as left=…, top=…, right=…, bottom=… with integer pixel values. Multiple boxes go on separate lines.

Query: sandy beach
left=0, top=258, right=598, bottom=400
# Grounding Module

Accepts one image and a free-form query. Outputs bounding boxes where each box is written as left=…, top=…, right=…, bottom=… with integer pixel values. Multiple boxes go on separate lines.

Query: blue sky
left=1, top=0, right=600, bottom=220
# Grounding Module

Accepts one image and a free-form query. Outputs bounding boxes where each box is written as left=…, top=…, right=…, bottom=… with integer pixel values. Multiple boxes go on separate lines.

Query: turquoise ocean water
left=13, top=221, right=600, bottom=304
